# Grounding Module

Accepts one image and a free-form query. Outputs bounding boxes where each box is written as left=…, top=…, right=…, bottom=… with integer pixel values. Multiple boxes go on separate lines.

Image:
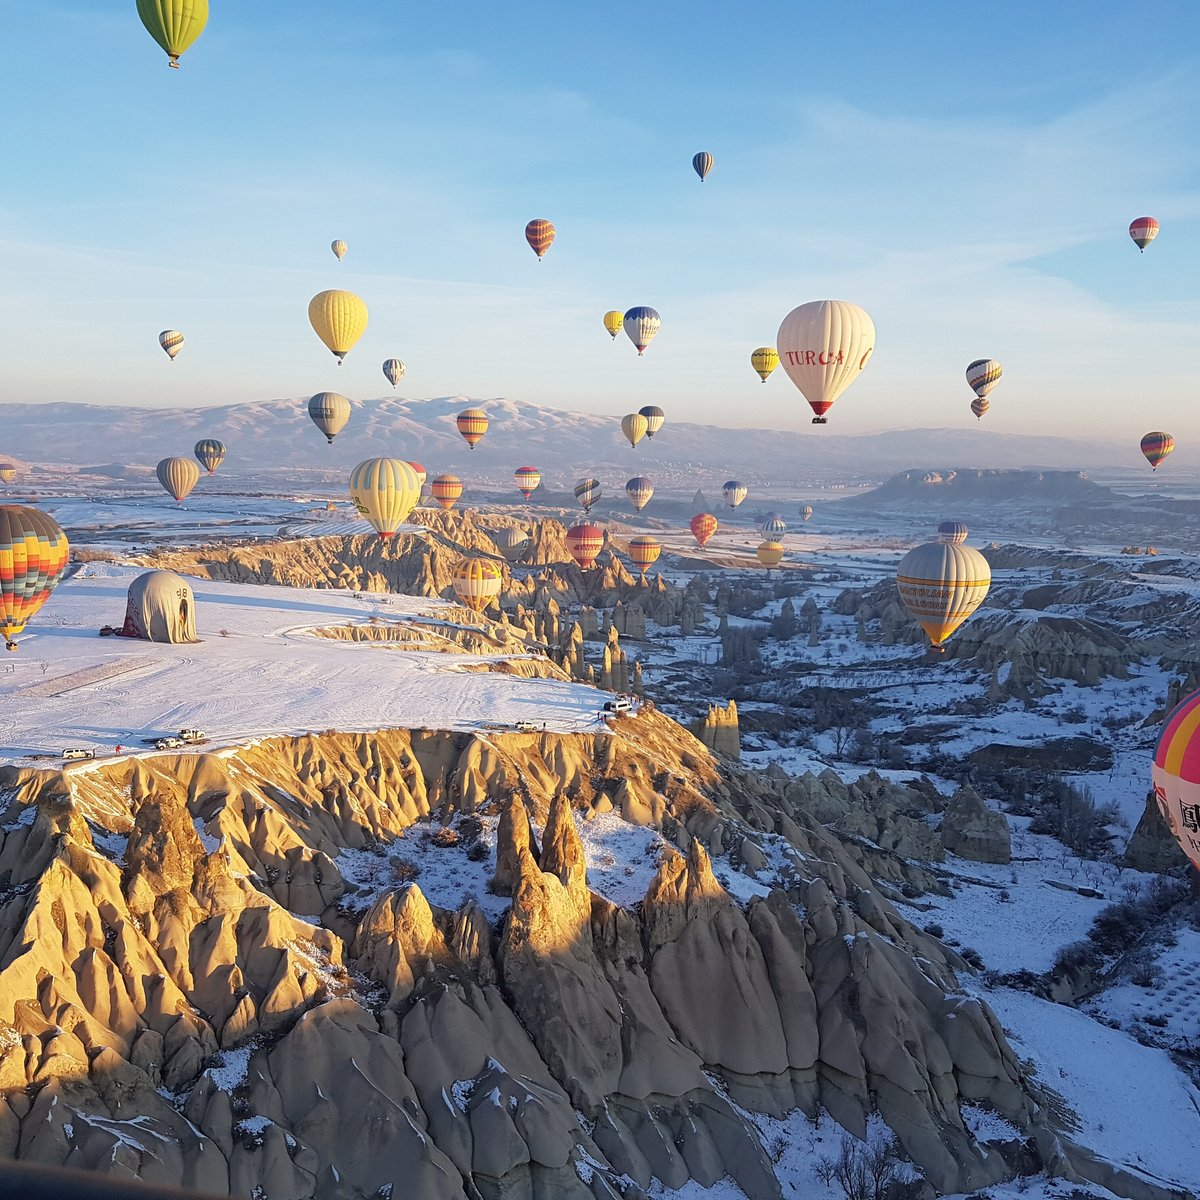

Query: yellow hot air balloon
left=627, top=535, right=662, bottom=577
left=156, top=456, right=200, bottom=504
left=159, top=330, right=184, bottom=361
left=0, top=506, right=70, bottom=652
left=308, top=392, right=351, bottom=444
left=457, top=408, right=489, bottom=449
left=776, top=300, right=875, bottom=424
left=603, top=310, right=624, bottom=340
left=331, top=239, right=348, bottom=261
left=137, top=0, right=208, bottom=68
left=308, top=290, right=368, bottom=364
left=349, top=458, right=421, bottom=539
left=896, top=541, right=990, bottom=651
left=0, top=464, right=17, bottom=484
left=756, top=541, right=785, bottom=568
left=431, top=474, right=463, bottom=511
left=452, top=560, right=504, bottom=612
left=621, top=413, right=649, bottom=448
left=751, top=347, right=779, bottom=383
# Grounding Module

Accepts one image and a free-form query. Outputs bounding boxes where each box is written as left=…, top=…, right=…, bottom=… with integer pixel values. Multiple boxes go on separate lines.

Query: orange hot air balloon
left=456, top=408, right=489, bottom=449
left=525, top=219, right=556, bottom=260
left=566, top=523, right=604, bottom=569
left=0, top=506, right=70, bottom=652
left=1141, top=432, right=1175, bottom=471
left=756, top=541, right=785, bottom=568
left=690, top=513, right=718, bottom=547
left=514, top=466, right=541, bottom=500
left=896, top=541, right=990, bottom=651
left=431, top=474, right=463, bottom=511
left=452, top=560, right=504, bottom=612
left=627, top=535, right=661, bottom=577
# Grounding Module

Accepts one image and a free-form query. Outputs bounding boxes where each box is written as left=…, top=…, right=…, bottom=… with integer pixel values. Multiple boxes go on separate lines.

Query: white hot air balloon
left=776, top=300, right=875, bottom=425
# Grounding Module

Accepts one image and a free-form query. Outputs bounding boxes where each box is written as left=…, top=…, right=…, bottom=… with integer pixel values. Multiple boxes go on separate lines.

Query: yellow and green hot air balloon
left=156, top=456, right=200, bottom=504
left=349, top=458, right=421, bottom=539
left=621, top=413, right=649, bottom=448
left=751, top=347, right=779, bottom=383
left=603, top=310, right=624, bottom=340
left=309, top=290, right=368, bottom=364
left=0, top=506, right=70, bottom=652
left=896, top=541, right=990, bottom=651
left=138, top=0, right=208, bottom=69
left=452, top=560, right=504, bottom=612
left=194, top=439, right=225, bottom=475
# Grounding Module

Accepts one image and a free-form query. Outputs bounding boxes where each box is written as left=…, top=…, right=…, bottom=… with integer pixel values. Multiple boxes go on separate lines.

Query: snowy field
left=0, top=562, right=611, bottom=763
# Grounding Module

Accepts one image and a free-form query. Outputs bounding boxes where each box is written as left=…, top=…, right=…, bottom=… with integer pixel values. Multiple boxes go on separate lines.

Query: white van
left=62, top=749, right=95, bottom=761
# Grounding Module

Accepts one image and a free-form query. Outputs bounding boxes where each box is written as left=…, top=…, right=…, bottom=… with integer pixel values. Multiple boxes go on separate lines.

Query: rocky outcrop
left=941, top=786, right=1011, bottom=864
left=695, top=700, right=741, bottom=760
left=1124, top=792, right=1189, bottom=874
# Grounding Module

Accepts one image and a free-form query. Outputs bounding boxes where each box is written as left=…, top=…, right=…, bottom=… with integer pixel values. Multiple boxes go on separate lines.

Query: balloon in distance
left=308, top=290, right=368, bottom=364
left=452, top=560, right=503, bottom=612
left=690, top=513, right=718, bottom=547
left=156, top=457, right=200, bottom=504
left=627, top=535, right=662, bottom=576
left=456, top=408, right=489, bottom=449
left=430, top=474, right=463, bottom=511
left=193, top=439, right=225, bottom=475
left=137, top=0, right=208, bottom=68
left=308, top=393, right=351, bottom=444
left=349, top=458, right=421, bottom=539
left=638, top=405, right=665, bottom=439
left=895, top=541, right=990, bottom=650
left=623, top=307, right=661, bottom=355
left=625, top=476, right=654, bottom=512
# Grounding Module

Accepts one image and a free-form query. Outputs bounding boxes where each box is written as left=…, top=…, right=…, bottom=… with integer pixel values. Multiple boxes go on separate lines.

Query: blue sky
left=1, top=2, right=1198, bottom=443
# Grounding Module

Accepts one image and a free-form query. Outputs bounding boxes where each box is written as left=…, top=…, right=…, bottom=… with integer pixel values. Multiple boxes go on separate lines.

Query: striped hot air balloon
left=757, top=541, right=785, bottom=568
left=776, top=300, right=874, bottom=424
left=692, top=151, right=714, bottom=182
left=308, top=290, right=368, bottom=364
left=690, top=513, right=718, bottom=547
left=1151, top=689, right=1200, bottom=873
left=761, top=514, right=787, bottom=538
left=896, top=541, right=990, bottom=651
left=1129, top=217, right=1160, bottom=252
left=331, top=239, right=348, bottom=261
left=966, top=359, right=1003, bottom=401
left=723, top=481, right=747, bottom=509
left=489, top=526, right=529, bottom=563
left=625, top=476, right=654, bottom=512
left=970, top=397, right=989, bottom=420
left=566, top=523, right=604, bottom=569
left=0, top=506, right=69, bottom=651
left=623, top=307, right=661, bottom=355
left=452, top=560, right=504, bottom=612
left=937, top=520, right=969, bottom=544
left=194, top=439, right=226, bottom=475
left=0, top=464, right=19, bottom=484
left=751, top=347, right=779, bottom=383
left=525, top=219, right=555, bottom=260
left=574, top=478, right=602, bottom=513
left=406, top=462, right=427, bottom=488
left=456, top=408, right=489, bottom=449
left=431, top=474, right=463, bottom=511
left=621, top=413, right=649, bottom=448
left=627, top=535, right=662, bottom=577
left=514, top=467, right=541, bottom=500
left=349, top=458, right=421, bottom=539
left=308, top=392, right=351, bottom=444
left=800, top=505, right=813, bottom=523
left=159, top=330, right=184, bottom=361
left=383, top=359, right=405, bottom=388
left=603, top=310, right=624, bottom=340
left=1141, top=432, right=1175, bottom=471
left=639, top=405, right=665, bottom=438
left=156, top=457, right=200, bottom=504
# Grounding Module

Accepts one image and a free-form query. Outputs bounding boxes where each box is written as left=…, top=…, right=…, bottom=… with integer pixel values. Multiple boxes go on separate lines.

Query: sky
left=1, top=2, right=1198, bottom=443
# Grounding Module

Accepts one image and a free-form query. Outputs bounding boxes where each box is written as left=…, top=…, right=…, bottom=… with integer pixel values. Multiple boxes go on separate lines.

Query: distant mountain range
left=0, top=396, right=1138, bottom=486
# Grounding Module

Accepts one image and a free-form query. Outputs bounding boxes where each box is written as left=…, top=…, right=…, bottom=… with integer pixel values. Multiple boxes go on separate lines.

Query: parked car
left=513, top=720, right=539, bottom=732
left=61, top=748, right=95, bottom=761
left=178, top=728, right=206, bottom=743
left=603, top=697, right=632, bottom=713
left=154, top=737, right=184, bottom=750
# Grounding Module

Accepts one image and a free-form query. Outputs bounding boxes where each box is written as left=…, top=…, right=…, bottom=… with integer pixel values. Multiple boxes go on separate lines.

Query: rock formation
left=695, top=700, right=740, bottom=760
left=940, top=786, right=1011, bottom=864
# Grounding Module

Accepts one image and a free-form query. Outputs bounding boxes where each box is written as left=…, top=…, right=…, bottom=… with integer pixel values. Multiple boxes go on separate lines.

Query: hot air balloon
left=308, top=290, right=368, bottom=364
left=624, top=307, right=661, bottom=355
left=622, top=413, right=649, bottom=448
left=431, top=474, right=463, bottom=511
left=1130, top=217, right=1160, bottom=252
left=406, top=462, right=427, bottom=488
left=937, top=520, right=968, bottom=544
left=0, top=506, right=69, bottom=652
left=966, top=359, right=1003, bottom=401
left=525, top=219, right=555, bottom=260
left=137, top=0, right=208, bottom=68
left=638, top=405, right=665, bottom=439
left=757, top=541, right=785, bottom=568
left=625, top=476, right=654, bottom=512
left=970, top=397, right=989, bottom=421
left=761, top=514, right=787, bottom=538
left=308, top=392, right=351, bottom=444
left=723, top=481, right=747, bottom=509
left=566, top=523, right=604, bottom=569
left=690, top=513, right=718, bottom=547
left=383, top=359, right=406, bottom=388
left=603, top=311, right=624, bottom=340
left=800, top=505, right=813, bottom=523
left=776, top=300, right=875, bottom=424
left=489, top=526, right=529, bottom=563
left=156, top=457, right=200, bottom=505
left=194, top=439, right=225, bottom=475
left=452, top=560, right=503, bottom=612
left=514, top=467, right=541, bottom=500
left=1141, top=432, right=1175, bottom=471
left=1151, top=689, right=1200, bottom=873
left=457, top=408, right=489, bottom=449
left=692, top=152, right=714, bottom=182
left=628, top=535, right=661, bottom=577
left=574, top=478, right=602, bottom=513
left=751, top=347, right=779, bottom=383
left=0, top=464, right=18, bottom=484
left=331, top=239, right=347, bottom=261
left=159, top=330, right=184, bottom=361
left=895, top=541, right=990, bottom=651
left=349, top=458, right=421, bottom=539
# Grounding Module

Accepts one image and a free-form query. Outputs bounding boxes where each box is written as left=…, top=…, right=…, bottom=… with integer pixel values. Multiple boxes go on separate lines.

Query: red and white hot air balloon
left=566, top=523, right=604, bottom=569
left=1129, top=217, right=1160, bottom=252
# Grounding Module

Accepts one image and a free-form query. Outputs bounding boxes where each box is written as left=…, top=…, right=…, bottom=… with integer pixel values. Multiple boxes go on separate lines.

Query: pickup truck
left=154, top=736, right=184, bottom=751
left=513, top=720, right=539, bottom=732
left=178, top=729, right=207, bottom=744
